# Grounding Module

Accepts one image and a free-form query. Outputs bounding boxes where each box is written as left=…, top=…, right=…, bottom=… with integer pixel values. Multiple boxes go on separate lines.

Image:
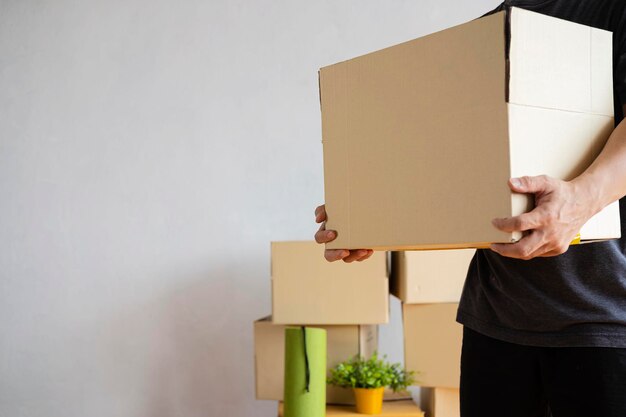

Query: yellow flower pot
left=353, top=387, right=384, bottom=415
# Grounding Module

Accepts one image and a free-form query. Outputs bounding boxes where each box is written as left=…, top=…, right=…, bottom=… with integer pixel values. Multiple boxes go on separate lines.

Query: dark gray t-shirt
left=457, top=0, right=626, bottom=347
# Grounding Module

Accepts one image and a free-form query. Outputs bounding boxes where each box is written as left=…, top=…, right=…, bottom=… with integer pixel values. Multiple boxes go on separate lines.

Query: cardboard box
left=278, top=400, right=425, bottom=416
left=254, top=317, right=380, bottom=404
left=391, top=250, right=475, bottom=304
left=403, top=304, right=462, bottom=388
left=420, top=388, right=460, bottom=417
left=271, top=241, right=389, bottom=325
left=320, top=7, right=621, bottom=251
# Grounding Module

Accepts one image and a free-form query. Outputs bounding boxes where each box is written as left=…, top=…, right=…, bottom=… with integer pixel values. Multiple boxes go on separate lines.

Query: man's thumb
left=509, top=175, right=548, bottom=193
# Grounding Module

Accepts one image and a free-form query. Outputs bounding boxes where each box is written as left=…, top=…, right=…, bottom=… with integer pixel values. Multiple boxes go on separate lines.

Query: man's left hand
left=490, top=175, right=595, bottom=260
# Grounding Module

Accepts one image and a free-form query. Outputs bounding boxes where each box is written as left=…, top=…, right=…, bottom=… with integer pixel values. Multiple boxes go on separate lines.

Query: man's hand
left=314, top=204, right=374, bottom=262
left=490, top=175, right=597, bottom=260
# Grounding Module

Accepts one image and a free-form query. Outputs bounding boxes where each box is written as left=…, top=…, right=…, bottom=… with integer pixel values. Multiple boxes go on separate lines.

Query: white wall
left=0, top=1, right=498, bottom=416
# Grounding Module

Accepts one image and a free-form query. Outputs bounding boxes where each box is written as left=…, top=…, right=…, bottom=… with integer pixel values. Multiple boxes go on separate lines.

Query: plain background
left=0, top=1, right=498, bottom=416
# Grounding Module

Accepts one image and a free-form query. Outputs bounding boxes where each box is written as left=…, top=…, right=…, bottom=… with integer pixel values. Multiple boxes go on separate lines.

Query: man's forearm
left=573, top=113, right=626, bottom=214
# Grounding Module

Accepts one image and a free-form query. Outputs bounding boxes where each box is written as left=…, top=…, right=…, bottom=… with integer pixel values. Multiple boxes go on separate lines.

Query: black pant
left=460, top=327, right=626, bottom=417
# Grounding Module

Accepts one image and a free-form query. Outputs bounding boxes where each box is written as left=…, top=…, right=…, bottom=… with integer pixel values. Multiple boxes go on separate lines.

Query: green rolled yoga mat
left=283, top=326, right=326, bottom=417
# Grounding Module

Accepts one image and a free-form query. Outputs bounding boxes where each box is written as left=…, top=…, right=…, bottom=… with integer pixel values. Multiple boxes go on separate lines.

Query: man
left=314, top=1, right=626, bottom=416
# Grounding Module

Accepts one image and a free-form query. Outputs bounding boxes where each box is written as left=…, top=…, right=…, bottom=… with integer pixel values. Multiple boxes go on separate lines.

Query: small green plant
left=327, top=352, right=415, bottom=392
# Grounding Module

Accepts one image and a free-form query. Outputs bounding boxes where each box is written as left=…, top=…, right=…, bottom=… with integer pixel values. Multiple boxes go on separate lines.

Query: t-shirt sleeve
left=479, top=3, right=506, bottom=19
left=613, top=6, right=626, bottom=106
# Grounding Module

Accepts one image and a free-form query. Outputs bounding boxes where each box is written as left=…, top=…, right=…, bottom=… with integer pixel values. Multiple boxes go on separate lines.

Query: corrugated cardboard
left=390, top=250, right=475, bottom=304
left=278, top=400, right=425, bottom=416
left=403, top=303, right=462, bottom=388
left=254, top=317, right=381, bottom=404
left=320, top=7, right=620, bottom=250
left=420, top=388, right=460, bottom=417
left=271, top=241, right=389, bottom=325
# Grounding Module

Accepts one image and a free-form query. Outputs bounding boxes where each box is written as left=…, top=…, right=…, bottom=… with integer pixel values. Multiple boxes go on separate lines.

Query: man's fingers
left=325, top=249, right=349, bottom=262
left=314, top=204, right=372, bottom=263
left=539, top=240, right=571, bottom=257
left=343, top=249, right=370, bottom=263
left=540, top=248, right=567, bottom=257
left=490, top=231, right=544, bottom=260
left=322, top=247, right=374, bottom=263
left=316, top=204, right=351, bottom=263
left=315, top=205, right=327, bottom=223
left=356, top=250, right=374, bottom=262
left=509, top=175, right=551, bottom=194
left=492, top=211, right=543, bottom=233
left=489, top=175, right=577, bottom=260
left=315, top=228, right=336, bottom=244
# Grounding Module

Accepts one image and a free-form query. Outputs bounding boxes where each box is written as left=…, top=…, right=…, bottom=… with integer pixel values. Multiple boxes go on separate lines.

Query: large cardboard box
left=391, top=250, right=475, bottom=304
left=420, top=388, right=460, bottom=417
left=320, top=7, right=621, bottom=251
left=271, top=241, right=389, bottom=325
left=278, top=400, right=425, bottom=416
left=403, top=303, right=462, bottom=388
left=254, top=317, right=380, bottom=404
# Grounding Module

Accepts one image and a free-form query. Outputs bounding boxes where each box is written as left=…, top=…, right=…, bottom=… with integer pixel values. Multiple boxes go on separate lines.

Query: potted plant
left=327, top=352, right=415, bottom=415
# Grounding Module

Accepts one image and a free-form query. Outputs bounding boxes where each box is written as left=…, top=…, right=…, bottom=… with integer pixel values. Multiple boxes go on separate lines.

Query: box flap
left=508, top=7, right=613, bottom=116
left=420, top=388, right=460, bottom=417
left=507, top=104, right=616, bottom=230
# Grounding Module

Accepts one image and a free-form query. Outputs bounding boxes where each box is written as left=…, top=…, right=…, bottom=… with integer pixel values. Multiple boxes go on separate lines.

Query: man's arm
left=490, top=104, right=626, bottom=260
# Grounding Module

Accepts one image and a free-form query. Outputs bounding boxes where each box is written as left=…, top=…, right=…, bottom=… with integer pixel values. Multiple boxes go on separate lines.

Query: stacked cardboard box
left=255, top=317, right=378, bottom=404
left=420, top=388, right=460, bottom=417
left=256, top=243, right=467, bottom=413
left=392, top=250, right=472, bottom=417
left=255, top=241, right=413, bottom=406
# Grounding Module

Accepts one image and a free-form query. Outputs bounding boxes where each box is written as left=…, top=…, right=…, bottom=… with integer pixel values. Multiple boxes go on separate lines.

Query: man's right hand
left=314, top=204, right=374, bottom=262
